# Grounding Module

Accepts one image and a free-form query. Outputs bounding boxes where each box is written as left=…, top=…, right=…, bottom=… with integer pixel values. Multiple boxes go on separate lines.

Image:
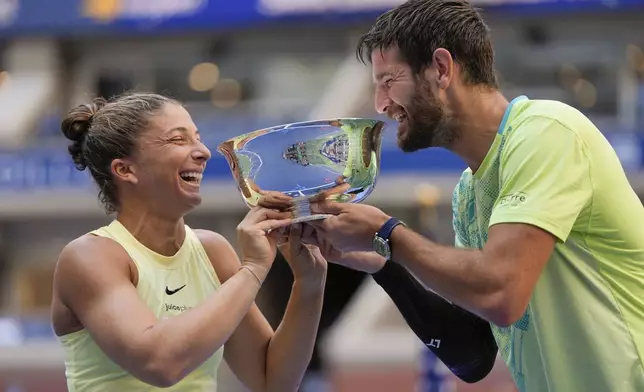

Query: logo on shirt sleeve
left=498, top=192, right=527, bottom=207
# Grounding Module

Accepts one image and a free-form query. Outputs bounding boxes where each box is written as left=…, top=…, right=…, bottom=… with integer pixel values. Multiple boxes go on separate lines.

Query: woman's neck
left=116, top=206, right=186, bottom=257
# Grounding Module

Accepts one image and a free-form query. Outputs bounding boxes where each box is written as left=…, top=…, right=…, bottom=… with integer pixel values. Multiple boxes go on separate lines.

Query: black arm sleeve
left=371, top=261, right=498, bottom=383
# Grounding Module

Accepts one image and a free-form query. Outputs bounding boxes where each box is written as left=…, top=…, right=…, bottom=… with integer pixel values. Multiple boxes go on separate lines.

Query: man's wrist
left=388, top=222, right=407, bottom=260
left=373, top=217, right=406, bottom=260
left=370, top=262, right=386, bottom=274
left=370, top=256, right=394, bottom=276
left=371, top=213, right=392, bottom=235
left=340, top=251, right=387, bottom=274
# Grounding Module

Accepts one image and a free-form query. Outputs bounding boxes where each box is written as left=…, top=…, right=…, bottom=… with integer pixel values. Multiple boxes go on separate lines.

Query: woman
left=50, top=92, right=327, bottom=392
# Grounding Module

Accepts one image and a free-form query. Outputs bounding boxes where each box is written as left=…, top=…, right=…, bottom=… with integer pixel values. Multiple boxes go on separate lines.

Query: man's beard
left=397, top=80, right=458, bottom=153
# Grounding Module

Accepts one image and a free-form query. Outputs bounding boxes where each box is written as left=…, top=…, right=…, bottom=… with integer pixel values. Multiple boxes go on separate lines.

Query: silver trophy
left=218, top=118, right=385, bottom=223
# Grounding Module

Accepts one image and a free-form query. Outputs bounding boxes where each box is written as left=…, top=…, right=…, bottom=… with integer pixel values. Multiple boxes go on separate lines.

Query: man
left=306, top=0, right=644, bottom=391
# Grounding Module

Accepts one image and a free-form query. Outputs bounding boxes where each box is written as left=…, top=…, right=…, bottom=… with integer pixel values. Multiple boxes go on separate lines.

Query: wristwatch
left=372, top=217, right=406, bottom=260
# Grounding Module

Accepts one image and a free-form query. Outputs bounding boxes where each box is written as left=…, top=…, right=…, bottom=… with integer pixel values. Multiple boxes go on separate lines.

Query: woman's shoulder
left=191, top=229, right=240, bottom=282
left=191, top=229, right=229, bottom=247
left=62, top=233, right=130, bottom=260
left=55, top=234, right=134, bottom=283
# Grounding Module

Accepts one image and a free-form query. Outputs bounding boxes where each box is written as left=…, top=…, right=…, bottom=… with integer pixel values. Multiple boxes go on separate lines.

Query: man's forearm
left=390, top=226, right=508, bottom=322
left=265, top=276, right=325, bottom=392
left=371, top=261, right=497, bottom=383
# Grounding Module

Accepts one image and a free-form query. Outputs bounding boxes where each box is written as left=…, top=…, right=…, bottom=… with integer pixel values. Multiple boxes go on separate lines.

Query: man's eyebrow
left=376, top=71, right=394, bottom=81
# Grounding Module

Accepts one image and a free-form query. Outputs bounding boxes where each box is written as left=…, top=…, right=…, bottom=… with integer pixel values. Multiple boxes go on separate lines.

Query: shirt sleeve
left=489, top=116, right=593, bottom=242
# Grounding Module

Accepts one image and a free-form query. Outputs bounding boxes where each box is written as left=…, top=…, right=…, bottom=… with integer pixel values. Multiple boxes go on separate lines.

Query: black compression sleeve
left=371, top=261, right=498, bottom=383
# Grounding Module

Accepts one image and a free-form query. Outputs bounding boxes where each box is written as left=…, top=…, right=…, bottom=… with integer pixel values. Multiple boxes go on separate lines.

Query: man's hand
left=257, top=190, right=391, bottom=254
left=300, top=223, right=387, bottom=274
left=308, top=201, right=391, bottom=253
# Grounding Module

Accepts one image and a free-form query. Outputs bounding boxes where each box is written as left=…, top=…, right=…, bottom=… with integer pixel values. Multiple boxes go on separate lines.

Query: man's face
left=371, top=46, right=458, bottom=152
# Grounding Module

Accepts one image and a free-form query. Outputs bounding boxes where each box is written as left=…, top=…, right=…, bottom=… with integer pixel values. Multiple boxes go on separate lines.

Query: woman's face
left=123, top=103, right=212, bottom=214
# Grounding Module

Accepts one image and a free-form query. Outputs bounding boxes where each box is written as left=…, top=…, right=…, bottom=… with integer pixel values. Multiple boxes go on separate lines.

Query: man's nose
left=375, top=87, right=392, bottom=114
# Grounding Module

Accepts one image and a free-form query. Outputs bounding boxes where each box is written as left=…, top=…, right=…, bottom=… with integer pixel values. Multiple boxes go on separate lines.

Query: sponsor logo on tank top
left=165, top=284, right=186, bottom=295
left=164, top=303, right=193, bottom=313
left=163, top=283, right=193, bottom=314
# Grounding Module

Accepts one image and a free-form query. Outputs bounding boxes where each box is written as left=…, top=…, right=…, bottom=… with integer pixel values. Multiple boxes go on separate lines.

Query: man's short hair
left=356, top=0, right=498, bottom=88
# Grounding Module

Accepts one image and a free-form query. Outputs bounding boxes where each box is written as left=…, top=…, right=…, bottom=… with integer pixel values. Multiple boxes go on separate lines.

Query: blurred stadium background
left=0, top=0, right=643, bottom=391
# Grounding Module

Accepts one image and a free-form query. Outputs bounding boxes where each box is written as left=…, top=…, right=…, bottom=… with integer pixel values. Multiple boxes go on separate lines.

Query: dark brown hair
left=61, top=92, right=179, bottom=213
left=356, top=0, right=498, bottom=88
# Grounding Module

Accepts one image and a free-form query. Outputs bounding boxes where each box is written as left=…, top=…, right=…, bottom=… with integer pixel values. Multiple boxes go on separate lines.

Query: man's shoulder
left=502, top=99, right=618, bottom=174
left=512, top=98, right=583, bottom=122
left=498, top=100, right=596, bottom=164
left=507, top=99, right=594, bottom=139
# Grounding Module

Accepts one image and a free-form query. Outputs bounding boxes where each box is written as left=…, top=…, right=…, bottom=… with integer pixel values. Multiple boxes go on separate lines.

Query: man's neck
left=116, top=203, right=186, bottom=257
left=449, top=90, right=509, bottom=173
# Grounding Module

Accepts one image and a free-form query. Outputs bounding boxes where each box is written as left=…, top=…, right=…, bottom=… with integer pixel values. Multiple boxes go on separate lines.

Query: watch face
left=372, top=236, right=391, bottom=259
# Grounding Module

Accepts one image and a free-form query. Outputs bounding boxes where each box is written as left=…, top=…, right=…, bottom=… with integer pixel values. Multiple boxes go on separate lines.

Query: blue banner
left=0, top=131, right=641, bottom=191
left=0, top=0, right=643, bottom=37
left=0, top=144, right=466, bottom=191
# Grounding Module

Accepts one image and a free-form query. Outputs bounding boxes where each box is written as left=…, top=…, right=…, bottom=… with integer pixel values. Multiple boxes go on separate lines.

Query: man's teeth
left=180, top=172, right=203, bottom=183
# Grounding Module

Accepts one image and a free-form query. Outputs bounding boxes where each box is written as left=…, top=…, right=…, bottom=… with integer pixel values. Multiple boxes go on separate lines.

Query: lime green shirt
left=452, top=96, right=644, bottom=391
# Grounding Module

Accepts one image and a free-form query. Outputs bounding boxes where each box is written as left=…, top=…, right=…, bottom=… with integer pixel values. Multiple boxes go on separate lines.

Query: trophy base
left=290, top=197, right=332, bottom=224
left=291, top=214, right=332, bottom=224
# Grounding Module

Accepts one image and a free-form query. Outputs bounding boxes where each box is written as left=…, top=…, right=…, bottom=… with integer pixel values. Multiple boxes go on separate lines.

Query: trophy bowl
left=217, top=118, right=386, bottom=223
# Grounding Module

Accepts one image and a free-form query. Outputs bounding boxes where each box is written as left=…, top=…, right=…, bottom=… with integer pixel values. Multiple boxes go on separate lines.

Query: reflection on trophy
left=217, top=118, right=385, bottom=223
left=217, top=140, right=263, bottom=205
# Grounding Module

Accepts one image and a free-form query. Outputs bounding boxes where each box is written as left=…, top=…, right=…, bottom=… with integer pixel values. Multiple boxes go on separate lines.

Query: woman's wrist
left=292, top=268, right=327, bottom=293
left=239, top=261, right=270, bottom=284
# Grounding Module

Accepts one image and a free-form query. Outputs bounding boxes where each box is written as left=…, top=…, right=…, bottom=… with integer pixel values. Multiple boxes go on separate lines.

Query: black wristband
left=371, top=261, right=497, bottom=383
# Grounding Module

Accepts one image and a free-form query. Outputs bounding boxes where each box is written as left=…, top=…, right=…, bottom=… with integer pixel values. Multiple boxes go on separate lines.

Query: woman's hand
left=237, top=207, right=293, bottom=279
left=278, top=223, right=327, bottom=285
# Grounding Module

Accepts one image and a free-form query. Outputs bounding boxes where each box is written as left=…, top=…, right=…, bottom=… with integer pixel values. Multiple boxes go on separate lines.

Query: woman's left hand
left=278, top=223, right=328, bottom=284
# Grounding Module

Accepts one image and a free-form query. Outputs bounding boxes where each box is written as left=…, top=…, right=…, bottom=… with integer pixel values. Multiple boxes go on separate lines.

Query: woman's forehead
left=147, top=103, right=197, bottom=135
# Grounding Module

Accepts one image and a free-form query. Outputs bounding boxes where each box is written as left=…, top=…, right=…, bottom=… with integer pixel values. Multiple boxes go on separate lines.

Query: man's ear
left=427, top=47, right=455, bottom=90
left=111, top=158, right=138, bottom=185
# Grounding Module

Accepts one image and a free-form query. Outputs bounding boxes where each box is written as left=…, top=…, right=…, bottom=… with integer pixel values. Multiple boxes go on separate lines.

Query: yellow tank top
left=58, top=220, right=224, bottom=391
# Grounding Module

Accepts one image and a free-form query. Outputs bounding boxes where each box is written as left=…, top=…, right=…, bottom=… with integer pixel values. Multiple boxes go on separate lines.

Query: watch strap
left=377, top=217, right=405, bottom=241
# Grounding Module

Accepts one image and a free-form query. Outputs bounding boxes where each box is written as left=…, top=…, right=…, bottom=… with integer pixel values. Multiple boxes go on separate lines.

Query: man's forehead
left=371, top=46, right=401, bottom=65
left=371, top=46, right=403, bottom=81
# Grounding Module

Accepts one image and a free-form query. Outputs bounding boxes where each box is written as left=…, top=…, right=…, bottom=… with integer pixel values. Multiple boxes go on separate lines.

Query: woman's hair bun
left=61, top=97, right=107, bottom=170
